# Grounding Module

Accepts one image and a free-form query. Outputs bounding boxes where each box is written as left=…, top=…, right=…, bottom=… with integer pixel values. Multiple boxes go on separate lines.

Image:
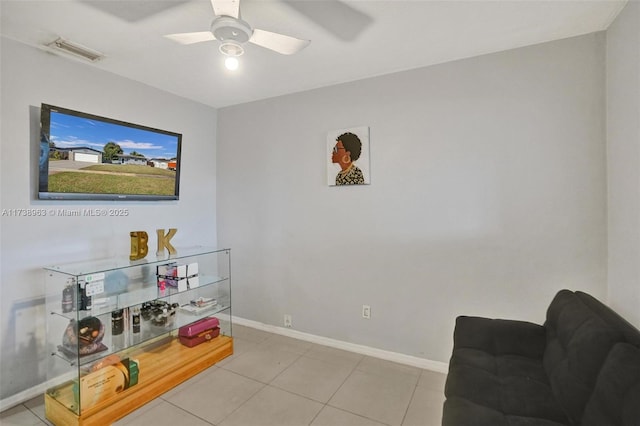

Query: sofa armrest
left=582, top=342, right=640, bottom=426
left=453, top=316, right=546, bottom=358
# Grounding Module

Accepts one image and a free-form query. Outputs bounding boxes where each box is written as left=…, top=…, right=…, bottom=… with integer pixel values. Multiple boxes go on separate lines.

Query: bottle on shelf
left=111, top=309, right=124, bottom=335
left=61, top=281, right=74, bottom=313
left=132, top=308, right=140, bottom=334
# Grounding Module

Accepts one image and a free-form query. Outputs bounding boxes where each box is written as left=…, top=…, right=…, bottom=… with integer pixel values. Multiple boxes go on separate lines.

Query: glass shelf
left=44, top=246, right=225, bottom=277
left=48, top=274, right=229, bottom=320
left=50, top=300, right=231, bottom=367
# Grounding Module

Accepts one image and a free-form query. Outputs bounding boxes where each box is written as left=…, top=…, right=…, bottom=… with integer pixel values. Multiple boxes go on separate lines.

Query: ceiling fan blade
left=210, top=0, right=240, bottom=18
left=81, top=0, right=189, bottom=22
left=164, top=31, right=216, bottom=45
left=249, top=29, right=310, bottom=55
left=284, top=0, right=372, bottom=42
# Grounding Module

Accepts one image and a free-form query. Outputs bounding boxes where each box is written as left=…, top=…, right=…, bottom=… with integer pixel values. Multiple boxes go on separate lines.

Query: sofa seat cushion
left=445, top=357, right=569, bottom=424
left=444, top=316, right=570, bottom=425
left=450, top=348, right=550, bottom=383
left=443, top=397, right=569, bottom=426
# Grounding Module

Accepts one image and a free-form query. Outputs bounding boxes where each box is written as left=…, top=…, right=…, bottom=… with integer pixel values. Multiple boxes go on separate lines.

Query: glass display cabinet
left=43, top=247, right=233, bottom=426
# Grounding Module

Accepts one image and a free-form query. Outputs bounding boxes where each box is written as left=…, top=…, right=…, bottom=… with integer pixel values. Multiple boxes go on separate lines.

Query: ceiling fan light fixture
left=46, top=37, right=104, bottom=62
left=221, top=42, right=242, bottom=71
left=224, top=56, right=240, bottom=71
left=219, top=41, right=244, bottom=57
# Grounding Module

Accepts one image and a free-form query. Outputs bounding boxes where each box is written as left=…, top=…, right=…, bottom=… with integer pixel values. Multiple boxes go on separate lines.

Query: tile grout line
left=319, top=355, right=395, bottom=426
left=305, top=353, right=364, bottom=426
left=161, top=399, right=217, bottom=425
left=211, top=336, right=309, bottom=425
left=399, top=377, right=421, bottom=426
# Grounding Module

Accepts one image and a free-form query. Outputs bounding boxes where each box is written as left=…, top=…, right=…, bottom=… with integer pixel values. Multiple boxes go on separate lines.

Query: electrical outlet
left=362, top=305, right=371, bottom=319
left=284, top=314, right=292, bottom=328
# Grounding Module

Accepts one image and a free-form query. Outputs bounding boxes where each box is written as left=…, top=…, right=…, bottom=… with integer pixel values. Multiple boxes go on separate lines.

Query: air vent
left=46, top=37, right=104, bottom=62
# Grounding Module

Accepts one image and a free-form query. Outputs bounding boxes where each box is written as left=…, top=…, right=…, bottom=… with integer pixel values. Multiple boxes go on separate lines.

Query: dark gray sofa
left=442, top=289, right=640, bottom=426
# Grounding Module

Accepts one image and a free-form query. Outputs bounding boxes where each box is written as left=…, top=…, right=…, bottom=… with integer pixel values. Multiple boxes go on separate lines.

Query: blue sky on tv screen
left=50, top=111, right=179, bottom=159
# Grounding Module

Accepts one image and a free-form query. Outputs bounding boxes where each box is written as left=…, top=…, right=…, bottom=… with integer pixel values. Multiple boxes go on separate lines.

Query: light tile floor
left=0, top=325, right=446, bottom=426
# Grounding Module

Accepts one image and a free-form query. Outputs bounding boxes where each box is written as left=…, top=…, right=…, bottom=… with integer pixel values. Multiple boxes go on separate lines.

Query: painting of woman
left=328, top=127, right=370, bottom=186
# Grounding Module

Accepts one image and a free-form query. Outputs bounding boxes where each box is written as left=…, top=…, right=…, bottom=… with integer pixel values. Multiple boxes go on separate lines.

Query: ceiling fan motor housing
left=211, top=16, right=252, bottom=43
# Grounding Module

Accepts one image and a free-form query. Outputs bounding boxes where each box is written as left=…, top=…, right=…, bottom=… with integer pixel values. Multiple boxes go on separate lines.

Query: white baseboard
left=232, top=316, right=449, bottom=374
left=0, top=375, right=61, bottom=413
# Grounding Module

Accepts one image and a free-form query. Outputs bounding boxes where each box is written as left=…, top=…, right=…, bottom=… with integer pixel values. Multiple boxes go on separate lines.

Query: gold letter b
left=129, top=231, right=149, bottom=260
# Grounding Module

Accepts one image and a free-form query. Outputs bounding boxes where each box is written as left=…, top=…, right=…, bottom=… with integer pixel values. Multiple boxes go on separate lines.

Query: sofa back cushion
left=582, top=342, right=640, bottom=426
left=543, top=290, right=625, bottom=424
left=575, top=292, right=640, bottom=348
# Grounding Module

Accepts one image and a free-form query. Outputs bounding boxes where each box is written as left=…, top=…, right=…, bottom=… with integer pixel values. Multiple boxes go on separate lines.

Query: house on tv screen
left=114, top=153, right=147, bottom=166
left=146, top=158, right=177, bottom=170
left=50, top=147, right=103, bottom=163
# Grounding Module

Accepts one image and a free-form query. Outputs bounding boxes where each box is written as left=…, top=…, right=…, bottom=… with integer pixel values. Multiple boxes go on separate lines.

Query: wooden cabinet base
left=45, top=335, right=233, bottom=426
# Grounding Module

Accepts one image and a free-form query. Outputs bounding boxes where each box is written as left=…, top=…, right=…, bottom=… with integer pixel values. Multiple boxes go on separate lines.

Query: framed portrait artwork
left=327, top=126, right=370, bottom=186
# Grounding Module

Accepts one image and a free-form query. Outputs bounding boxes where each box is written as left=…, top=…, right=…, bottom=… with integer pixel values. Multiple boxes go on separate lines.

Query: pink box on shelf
left=178, top=317, right=220, bottom=348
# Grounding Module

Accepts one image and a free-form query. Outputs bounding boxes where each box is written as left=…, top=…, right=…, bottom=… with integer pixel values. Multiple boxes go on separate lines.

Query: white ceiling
left=1, top=0, right=627, bottom=108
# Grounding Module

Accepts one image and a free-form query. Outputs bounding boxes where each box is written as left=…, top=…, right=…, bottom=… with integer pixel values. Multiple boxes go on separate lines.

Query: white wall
left=606, top=1, right=640, bottom=328
left=0, top=37, right=218, bottom=401
left=217, top=33, right=608, bottom=364
left=4, top=17, right=634, bottom=406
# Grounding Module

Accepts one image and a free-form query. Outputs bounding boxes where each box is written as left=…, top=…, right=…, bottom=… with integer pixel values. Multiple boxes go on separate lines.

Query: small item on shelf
left=78, top=282, right=92, bottom=310
left=191, top=297, right=217, bottom=307
left=74, top=357, right=133, bottom=413
left=157, top=261, right=198, bottom=291
left=156, top=262, right=178, bottom=287
left=111, top=309, right=124, bottom=335
left=61, top=281, right=74, bottom=313
left=140, top=300, right=179, bottom=327
left=89, top=354, right=121, bottom=372
left=178, top=317, right=220, bottom=347
left=187, top=262, right=200, bottom=288
left=104, top=270, right=128, bottom=294
left=180, top=297, right=218, bottom=315
left=132, top=308, right=140, bottom=333
left=140, top=301, right=152, bottom=321
left=128, top=359, right=139, bottom=387
left=59, top=316, right=107, bottom=357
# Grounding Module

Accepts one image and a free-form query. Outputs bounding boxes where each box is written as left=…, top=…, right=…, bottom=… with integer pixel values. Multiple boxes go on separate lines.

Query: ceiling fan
left=164, top=0, right=310, bottom=59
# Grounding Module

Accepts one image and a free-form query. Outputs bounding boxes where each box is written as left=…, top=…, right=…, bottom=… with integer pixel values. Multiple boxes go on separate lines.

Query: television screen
left=38, top=103, right=182, bottom=201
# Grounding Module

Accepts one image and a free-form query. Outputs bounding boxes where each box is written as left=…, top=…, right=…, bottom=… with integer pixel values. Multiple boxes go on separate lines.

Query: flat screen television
left=38, top=103, right=182, bottom=201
